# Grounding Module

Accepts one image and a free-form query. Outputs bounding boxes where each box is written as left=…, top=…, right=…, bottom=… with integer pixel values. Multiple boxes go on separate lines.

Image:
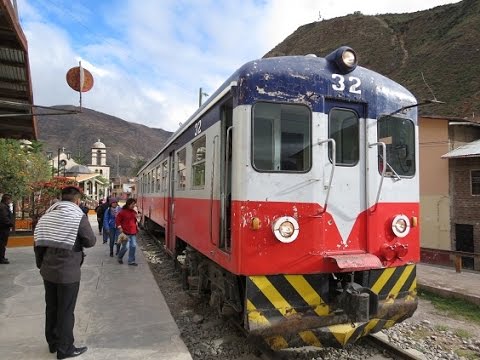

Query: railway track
left=141, top=228, right=427, bottom=360
left=365, top=333, right=426, bottom=360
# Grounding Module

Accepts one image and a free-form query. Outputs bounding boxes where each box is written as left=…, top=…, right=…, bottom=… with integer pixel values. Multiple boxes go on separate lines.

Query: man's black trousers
left=0, top=229, right=9, bottom=260
left=44, top=280, right=80, bottom=354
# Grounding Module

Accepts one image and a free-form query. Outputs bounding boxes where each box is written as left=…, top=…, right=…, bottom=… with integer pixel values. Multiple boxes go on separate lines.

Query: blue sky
left=18, top=0, right=461, bottom=132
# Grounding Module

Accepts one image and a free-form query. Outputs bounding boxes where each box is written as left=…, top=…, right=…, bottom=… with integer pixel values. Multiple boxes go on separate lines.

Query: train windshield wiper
left=379, top=155, right=402, bottom=181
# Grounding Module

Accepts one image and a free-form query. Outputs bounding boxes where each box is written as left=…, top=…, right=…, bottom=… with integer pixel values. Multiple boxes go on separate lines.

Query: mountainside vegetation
left=264, top=0, right=480, bottom=120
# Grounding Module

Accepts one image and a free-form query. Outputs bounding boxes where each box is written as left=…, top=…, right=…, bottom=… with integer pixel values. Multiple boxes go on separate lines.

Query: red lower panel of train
left=139, top=195, right=419, bottom=275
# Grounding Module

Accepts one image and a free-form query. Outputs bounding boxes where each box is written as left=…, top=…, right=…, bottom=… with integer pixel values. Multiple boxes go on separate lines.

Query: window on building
left=177, top=149, right=186, bottom=190
left=192, top=136, right=206, bottom=188
left=471, top=170, right=480, bottom=195
left=252, top=102, right=311, bottom=172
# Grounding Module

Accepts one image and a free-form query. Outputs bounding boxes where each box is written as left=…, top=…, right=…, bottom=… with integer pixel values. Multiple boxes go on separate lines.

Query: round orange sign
left=66, top=66, right=94, bottom=92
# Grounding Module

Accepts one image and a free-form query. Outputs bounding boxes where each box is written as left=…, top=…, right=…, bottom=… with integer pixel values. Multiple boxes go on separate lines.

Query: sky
left=17, top=0, right=462, bottom=132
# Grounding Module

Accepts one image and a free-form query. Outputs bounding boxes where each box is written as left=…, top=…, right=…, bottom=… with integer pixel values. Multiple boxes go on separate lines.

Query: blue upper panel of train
left=211, top=55, right=418, bottom=121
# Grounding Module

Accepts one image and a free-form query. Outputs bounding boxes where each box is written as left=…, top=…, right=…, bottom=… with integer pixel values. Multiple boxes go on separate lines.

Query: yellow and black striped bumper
left=245, top=264, right=417, bottom=349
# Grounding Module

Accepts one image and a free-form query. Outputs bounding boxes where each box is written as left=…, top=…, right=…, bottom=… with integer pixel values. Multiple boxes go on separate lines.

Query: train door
left=219, top=99, right=233, bottom=251
left=166, top=150, right=176, bottom=253
left=324, top=101, right=367, bottom=251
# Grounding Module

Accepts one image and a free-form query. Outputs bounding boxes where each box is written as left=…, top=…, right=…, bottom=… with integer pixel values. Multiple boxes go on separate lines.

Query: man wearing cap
left=34, top=186, right=96, bottom=359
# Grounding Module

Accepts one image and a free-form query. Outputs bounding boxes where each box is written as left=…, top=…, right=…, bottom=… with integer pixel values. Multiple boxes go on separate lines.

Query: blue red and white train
left=137, top=46, right=419, bottom=348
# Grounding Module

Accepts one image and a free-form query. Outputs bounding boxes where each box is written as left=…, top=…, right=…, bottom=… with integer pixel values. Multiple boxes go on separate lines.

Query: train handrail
left=369, top=141, right=386, bottom=211
left=318, top=138, right=336, bottom=213
left=210, top=135, right=219, bottom=245
left=224, top=126, right=233, bottom=252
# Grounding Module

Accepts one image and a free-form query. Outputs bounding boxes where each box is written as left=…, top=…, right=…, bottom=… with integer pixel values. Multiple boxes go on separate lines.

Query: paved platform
left=1, top=214, right=478, bottom=360
left=0, top=216, right=192, bottom=360
left=417, top=263, right=480, bottom=306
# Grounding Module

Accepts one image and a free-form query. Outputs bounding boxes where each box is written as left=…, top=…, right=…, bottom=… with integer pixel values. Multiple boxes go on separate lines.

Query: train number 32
left=331, top=74, right=361, bottom=94
left=195, top=120, right=202, bottom=136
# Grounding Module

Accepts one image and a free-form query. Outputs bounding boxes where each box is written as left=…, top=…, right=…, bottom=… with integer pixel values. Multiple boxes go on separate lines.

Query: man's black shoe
left=48, top=344, right=57, bottom=353
left=118, top=259, right=123, bottom=264
left=0, top=258, right=9, bottom=264
left=128, top=262, right=138, bottom=266
left=57, top=346, right=88, bottom=359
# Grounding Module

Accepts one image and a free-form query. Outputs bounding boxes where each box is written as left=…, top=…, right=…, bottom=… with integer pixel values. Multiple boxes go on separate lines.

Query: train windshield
left=328, top=108, right=359, bottom=166
left=252, top=102, right=311, bottom=172
left=377, top=116, right=415, bottom=177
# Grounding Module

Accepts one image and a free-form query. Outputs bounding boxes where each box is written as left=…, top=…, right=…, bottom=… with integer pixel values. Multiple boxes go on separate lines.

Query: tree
left=29, top=177, right=77, bottom=223
left=0, top=139, right=51, bottom=199
left=130, top=158, right=147, bottom=176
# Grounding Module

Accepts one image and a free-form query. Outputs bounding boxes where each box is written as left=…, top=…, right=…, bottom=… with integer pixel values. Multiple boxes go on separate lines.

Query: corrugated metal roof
left=441, top=139, right=480, bottom=159
left=0, top=0, right=36, bottom=140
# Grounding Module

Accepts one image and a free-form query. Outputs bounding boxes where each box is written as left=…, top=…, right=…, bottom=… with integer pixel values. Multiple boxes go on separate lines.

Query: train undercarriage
left=173, top=240, right=417, bottom=349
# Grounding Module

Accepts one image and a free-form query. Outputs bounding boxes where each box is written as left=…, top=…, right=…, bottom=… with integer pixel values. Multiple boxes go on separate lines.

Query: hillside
left=264, top=0, right=480, bottom=120
left=36, top=106, right=172, bottom=176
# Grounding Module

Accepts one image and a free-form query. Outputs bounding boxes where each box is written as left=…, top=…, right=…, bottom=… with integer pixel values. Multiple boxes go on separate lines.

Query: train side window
left=252, top=102, right=311, bottom=172
left=161, top=160, right=168, bottom=192
left=377, top=116, right=415, bottom=177
left=328, top=108, right=359, bottom=166
left=147, top=172, right=151, bottom=193
left=191, top=135, right=206, bottom=189
left=151, top=169, right=156, bottom=193
left=177, top=149, right=187, bottom=190
left=156, top=166, right=161, bottom=192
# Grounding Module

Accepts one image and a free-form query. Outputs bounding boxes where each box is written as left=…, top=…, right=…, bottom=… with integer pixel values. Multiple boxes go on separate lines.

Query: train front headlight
left=272, top=216, right=299, bottom=243
left=391, top=214, right=410, bottom=238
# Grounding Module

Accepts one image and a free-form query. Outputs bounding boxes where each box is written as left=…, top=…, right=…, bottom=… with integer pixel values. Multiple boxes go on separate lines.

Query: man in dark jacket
left=0, top=193, right=13, bottom=264
left=94, top=199, right=105, bottom=234
left=34, top=186, right=96, bottom=359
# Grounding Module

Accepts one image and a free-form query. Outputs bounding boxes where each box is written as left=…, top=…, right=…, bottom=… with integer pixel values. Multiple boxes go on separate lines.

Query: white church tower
left=88, top=139, right=110, bottom=180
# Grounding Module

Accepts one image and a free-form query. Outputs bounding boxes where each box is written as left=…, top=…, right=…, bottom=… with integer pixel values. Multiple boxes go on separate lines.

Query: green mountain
left=264, top=0, right=480, bottom=120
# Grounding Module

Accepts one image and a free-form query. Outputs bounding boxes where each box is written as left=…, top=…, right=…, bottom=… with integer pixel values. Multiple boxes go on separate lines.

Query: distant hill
left=264, top=0, right=480, bottom=120
left=36, top=106, right=172, bottom=176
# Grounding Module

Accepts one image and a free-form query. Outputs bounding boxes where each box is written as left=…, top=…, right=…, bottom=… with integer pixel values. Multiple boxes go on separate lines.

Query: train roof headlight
left=391, top=214, right=410, bottom=238
left=325, top=46, right=358, bottom=74
left=272, top=216, right=299, bottom=243
left=342, top=49, right=357, bottom=68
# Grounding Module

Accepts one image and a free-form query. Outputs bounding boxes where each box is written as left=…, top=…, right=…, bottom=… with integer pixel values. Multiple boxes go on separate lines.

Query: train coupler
left=336, top=282, right=378, bottom=322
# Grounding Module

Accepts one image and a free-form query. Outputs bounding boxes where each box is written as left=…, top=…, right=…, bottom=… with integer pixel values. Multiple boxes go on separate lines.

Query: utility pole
left=116, top=153, right=120, bottom=177
left=199, top=87, right=209, bottom=107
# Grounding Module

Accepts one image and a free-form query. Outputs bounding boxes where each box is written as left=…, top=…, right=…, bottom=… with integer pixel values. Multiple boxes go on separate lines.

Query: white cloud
left=19, top=0, right=462, bottom=132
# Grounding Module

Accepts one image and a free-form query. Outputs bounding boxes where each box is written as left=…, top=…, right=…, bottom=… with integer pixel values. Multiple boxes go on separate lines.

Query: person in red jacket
left=115, top=198, right=139, bottom=266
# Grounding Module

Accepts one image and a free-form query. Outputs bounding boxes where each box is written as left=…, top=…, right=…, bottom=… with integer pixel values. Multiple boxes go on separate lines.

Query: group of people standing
left=33, top=186, right=139, bottom=359
left=95, top=197, right=139, bottom=266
